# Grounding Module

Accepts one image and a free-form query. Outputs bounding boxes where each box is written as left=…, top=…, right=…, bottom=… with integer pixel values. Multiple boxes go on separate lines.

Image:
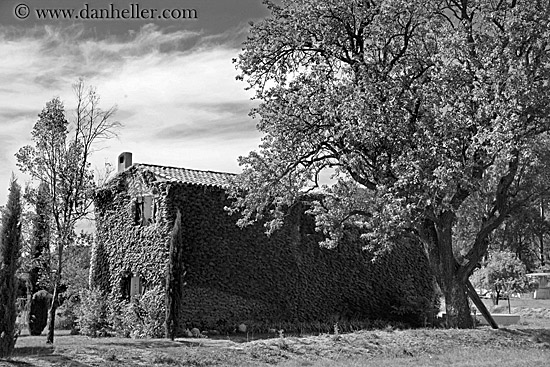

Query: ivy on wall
left=92, top=171, right=171, bottom=297
left=93, top=169, right=436, bottom=336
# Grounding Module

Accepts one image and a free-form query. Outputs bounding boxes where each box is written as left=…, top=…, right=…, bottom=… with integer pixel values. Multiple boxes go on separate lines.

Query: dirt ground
left=2, top=300, right=550, bottom=367
left=1, top=321, right=549, bottom=366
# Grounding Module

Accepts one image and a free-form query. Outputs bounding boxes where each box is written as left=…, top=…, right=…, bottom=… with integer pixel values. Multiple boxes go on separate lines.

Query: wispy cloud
left=0, top=21, right=260, bottom=196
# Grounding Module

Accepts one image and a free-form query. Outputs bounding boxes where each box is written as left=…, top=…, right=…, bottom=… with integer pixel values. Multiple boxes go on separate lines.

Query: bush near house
left=78, top=286, right=165, bottom=339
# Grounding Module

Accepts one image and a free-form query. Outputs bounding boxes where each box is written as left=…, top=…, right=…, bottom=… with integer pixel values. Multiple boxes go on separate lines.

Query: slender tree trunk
left=493, top=290, right=500, bottom=306
left=46, top=286, right=59, bottom=344
left=540, top=198, right=545, bottom=267
left=46, top=235, right=65, bottom=344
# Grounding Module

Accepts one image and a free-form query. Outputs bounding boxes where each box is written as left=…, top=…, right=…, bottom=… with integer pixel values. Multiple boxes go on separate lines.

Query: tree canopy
left=229, top=0, right=550, bottom=328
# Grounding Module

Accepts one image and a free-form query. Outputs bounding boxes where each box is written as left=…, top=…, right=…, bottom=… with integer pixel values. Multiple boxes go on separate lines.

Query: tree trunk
left=440, top=273, right=474, bottom=328
left=492, top=291, right=500, bottom=306
left=540, top=198, right=545, bottom=267
left=421, top=215, right=473, bottom=328
left=25, top=279, right=33, bottom=334
left=46, top=286, right=59, bottom=344
left=46, top=234, right=65, bottom=344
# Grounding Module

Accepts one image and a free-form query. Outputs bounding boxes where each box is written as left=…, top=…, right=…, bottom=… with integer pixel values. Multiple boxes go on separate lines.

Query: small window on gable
left=143, top=196, right=153, bottom=224
left=133, top=195, right=155, bottom=225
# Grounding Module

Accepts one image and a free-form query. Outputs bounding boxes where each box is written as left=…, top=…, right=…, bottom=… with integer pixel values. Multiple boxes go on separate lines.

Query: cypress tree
left=165, top=209, right=184, bottom=340
left=0, top=177, right=22, bottom=358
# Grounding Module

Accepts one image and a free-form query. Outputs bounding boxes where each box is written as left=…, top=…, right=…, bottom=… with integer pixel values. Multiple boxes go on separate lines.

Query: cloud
left=0, top=23, right=202, bottom=90
left=0, top=21, right=261, bottom=203
left=0, top=107, right=37, bottom=121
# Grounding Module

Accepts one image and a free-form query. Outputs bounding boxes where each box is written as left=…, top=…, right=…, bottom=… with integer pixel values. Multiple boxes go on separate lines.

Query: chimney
left=118, top=152, right=133, bottom=173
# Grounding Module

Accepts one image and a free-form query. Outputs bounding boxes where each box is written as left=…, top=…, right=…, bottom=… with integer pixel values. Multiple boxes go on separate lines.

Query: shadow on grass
left=0, top=360, right=35, bottom=366
left=35, top=355, right=93, bottom=367
left=500, top=327, right=550, bottom=344
left=87, top=339, right=183, bottom=350
left=11, top=346, right=54, bottom=357
left=6, top=355, right=94, bottom=367
left=8, top=345, right=94, bottom=367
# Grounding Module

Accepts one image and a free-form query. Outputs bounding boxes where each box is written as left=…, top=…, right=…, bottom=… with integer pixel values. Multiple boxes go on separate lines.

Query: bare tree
left=16, top=79, right=120, bottom=343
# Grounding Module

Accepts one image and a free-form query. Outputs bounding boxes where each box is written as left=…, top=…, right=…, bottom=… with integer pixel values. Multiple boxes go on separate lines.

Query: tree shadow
left=0, top=361, right=35, bottom=366
left=3, top=354, right=94, bottom=367
left=94, top=339, right=184, bottom=350
left=499, top=327, right=550, bottom=343
left=36, top=354, right=93, bottom=366
left=11, top=346, right=54, bottom=357
left=8, top=346, right=94, bottom=367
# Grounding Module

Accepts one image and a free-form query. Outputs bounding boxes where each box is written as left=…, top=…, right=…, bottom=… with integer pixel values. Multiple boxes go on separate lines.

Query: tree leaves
left=230, top=0, right=550, bottom=256
left=229, top=0, right=550, bottom=327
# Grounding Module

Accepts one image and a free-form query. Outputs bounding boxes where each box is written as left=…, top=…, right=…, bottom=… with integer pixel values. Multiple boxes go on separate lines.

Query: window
left=143, top=196, right=153, bottom=224
left=130, top=275, right=142, bottom=298
left=133, top=195, right=155, bottom=225
left=122, top=272, right=144, bottom=299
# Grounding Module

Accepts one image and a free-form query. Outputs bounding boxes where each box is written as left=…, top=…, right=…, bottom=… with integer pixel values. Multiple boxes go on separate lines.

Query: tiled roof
left=133, top=163, right=235, bottom=188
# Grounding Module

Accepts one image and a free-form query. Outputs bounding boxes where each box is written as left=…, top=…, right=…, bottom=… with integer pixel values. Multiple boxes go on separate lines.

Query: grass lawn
left=1, top=298, right=550, bottom=367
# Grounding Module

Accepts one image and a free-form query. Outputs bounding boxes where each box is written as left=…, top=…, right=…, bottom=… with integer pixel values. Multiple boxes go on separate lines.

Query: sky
left=0, top=0, right=272, bottom=204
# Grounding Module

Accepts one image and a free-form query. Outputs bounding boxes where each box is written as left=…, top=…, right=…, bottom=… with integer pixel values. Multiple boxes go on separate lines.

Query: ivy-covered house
left=91, top=152, right=435, bottom=334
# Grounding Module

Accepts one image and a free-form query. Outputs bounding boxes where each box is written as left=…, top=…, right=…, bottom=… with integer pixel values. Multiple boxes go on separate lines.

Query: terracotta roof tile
left=134, top=163, right=235, bottom=188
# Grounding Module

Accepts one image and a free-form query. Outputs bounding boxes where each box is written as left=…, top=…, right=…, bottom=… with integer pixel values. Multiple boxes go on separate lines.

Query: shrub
left=77, top=287, right=110, bottom=337
left=79, top=286, right=166, bottom=339
left=56, top=293, right=80, bottom=332
left=28, top=290, right=52, bottom=336
left=112, top=286, right=166, bottom=339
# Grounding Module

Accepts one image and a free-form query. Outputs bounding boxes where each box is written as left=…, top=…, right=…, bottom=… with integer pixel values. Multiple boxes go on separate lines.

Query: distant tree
left=27, top=182, right=51, bottom=335
left=229, top=0, right=550, bottom=328
left=489, top=204, right=550, bottom=271
left=471, top=250, right=529, bottom=306
left=56, top=232, right=92, bottom=332
left=62, top=232, right=92, bottom=297
left=0, top=177, right=23, bottom=358
left=454, top=137, right=550, bottom=271
left=16, top=79, right=120, bottom=344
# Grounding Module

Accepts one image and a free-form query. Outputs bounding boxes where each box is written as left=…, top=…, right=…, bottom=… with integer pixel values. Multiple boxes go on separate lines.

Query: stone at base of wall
left=477, top=313, right=520, bottom=326
left=441, top=313, right=520, bottom=326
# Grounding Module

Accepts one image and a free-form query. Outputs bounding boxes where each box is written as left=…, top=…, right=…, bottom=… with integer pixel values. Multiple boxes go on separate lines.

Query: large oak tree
left=229, top=0, right=550, bottom=328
